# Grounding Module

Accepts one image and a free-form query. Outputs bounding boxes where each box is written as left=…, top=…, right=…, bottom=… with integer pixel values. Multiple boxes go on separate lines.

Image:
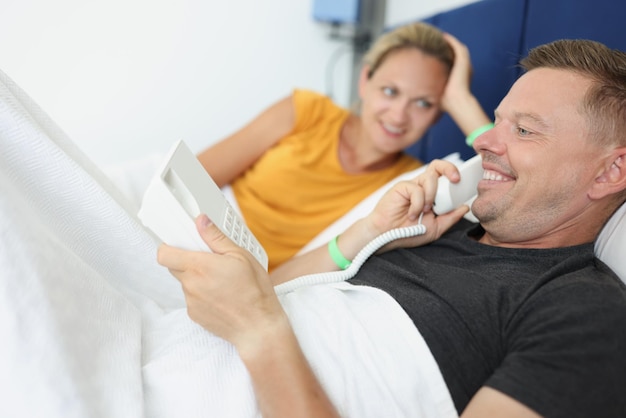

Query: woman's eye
left=415, top=99, right=432, bottom=109
left=382, top=87, right=397, bottom=97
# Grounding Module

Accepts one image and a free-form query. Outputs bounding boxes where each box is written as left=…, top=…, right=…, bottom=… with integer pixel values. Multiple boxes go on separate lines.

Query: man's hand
left=157, top=215, right=340, bottom=418
left=365, top=159, right=469, bottom=252
left=157, top=214, right=282, bottom=349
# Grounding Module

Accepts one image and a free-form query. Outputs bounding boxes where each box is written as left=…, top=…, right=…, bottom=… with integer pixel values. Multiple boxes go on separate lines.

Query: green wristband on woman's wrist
left=328, top=235, right=352, bottom=270
left=466, top=123, right=494, bottom=146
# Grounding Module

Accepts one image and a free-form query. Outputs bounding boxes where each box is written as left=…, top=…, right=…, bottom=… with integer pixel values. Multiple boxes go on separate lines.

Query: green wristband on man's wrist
left=328, top=235, right=352, bottom=270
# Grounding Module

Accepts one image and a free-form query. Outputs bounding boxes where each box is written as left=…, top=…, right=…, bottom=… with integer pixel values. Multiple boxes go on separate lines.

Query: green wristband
left=466, top=123, right=494, bottom=146
left=328, top=235, right=352, bottom=270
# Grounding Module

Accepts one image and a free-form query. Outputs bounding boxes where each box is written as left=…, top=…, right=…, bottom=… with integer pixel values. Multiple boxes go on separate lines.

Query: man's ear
left=591, top=148, right=626, bottom=199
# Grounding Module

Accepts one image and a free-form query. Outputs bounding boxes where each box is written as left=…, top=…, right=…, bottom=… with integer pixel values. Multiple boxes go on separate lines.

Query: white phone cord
left=274, top=213, right=426, bottom=295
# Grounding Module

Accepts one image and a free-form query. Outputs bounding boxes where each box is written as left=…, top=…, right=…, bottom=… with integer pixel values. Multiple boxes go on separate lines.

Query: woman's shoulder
left=292, top=88, right=349, bottom=130
left=292, top=89, right=340, bottom=112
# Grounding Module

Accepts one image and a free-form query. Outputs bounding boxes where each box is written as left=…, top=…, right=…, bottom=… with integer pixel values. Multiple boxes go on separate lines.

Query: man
left=158, top=39, right=626, bottom=417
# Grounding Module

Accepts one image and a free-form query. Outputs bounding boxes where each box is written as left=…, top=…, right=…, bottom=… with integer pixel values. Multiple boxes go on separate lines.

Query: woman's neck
left=338, top=114, right=401, bottom=173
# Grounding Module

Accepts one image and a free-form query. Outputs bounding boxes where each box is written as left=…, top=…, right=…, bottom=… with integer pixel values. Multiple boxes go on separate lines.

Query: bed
left=1, top=0, right=625, bottom=417
left=1, top=66, right=462, bottom=417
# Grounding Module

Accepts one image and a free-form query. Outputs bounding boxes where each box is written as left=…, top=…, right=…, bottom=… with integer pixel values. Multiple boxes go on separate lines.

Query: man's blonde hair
left=521, top=39, right=626, bottom=148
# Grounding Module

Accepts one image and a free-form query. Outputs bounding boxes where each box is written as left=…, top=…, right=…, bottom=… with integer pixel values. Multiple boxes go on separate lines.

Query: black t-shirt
left=349, top=221, right=626, bottom=418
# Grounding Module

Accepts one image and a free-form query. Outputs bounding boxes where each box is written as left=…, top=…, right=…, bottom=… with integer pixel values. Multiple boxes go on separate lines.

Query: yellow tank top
left=232, top=89, right=421, bottom=271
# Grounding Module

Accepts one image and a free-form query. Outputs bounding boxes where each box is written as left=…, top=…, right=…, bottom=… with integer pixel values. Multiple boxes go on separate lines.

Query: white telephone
left=138, top=140, right=269, bottom=271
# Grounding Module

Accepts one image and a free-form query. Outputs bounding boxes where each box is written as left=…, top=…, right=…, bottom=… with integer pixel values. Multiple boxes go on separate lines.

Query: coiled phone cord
left=274, top=213, right=426, bottom=295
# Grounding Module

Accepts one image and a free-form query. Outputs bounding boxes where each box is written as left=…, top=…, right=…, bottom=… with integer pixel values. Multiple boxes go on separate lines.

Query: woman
left=198, top=22, right=490, bottom=271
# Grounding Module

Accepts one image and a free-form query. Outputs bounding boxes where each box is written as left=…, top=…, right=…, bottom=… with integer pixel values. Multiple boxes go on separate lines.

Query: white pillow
left=595, top=201, right=626, bottom=284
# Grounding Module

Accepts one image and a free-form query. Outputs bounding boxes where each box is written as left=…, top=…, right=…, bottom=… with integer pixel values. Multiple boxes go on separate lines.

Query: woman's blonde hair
left=362, top=22, right=454, bottom=79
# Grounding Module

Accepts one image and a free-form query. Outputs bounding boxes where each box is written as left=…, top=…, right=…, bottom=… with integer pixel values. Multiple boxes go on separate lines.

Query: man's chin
left=469, top=199, right=499, bottom=225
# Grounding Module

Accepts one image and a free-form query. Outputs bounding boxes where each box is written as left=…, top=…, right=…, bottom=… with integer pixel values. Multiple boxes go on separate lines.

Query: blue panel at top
left=313, top=0, right=361, bottom=24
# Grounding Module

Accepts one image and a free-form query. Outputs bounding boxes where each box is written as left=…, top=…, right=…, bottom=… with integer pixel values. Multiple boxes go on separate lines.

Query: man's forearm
left=238, top=315, right=340, bottom=418
left=270, top=217, right=377, bottom=285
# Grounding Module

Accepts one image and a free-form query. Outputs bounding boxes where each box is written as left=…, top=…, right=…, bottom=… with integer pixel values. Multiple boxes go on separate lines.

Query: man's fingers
left=157, top=243, right=190, bottom=273
left=156, top=214, right=235, bottom=274
left=417, top=160, right=461, bottom=210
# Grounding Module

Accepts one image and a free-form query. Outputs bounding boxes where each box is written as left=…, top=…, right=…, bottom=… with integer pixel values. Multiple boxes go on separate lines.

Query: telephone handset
left=138, top=140, right=269, bottom=271
left=432, top=154, right=483, bottom=215
left=275, top=155, right=483, bottom=294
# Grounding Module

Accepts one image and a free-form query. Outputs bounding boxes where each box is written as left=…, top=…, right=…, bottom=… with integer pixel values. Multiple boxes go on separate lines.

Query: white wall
left=386, top=0, right=481, bottom=26
left=1, top=0, right=477, bottom=168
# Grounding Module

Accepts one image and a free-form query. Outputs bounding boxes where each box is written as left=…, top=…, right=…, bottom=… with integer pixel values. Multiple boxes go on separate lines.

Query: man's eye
left=517, top=127, right=531, bottom=136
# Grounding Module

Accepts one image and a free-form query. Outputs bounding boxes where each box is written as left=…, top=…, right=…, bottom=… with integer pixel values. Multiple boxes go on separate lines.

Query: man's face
left=471, top=68, right=607, bottom=247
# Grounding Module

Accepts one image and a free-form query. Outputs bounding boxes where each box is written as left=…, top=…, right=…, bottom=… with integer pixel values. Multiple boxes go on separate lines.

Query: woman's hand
left=440, top=32, right=474, bottom=113
left=439, top=33, right=492, bottom=136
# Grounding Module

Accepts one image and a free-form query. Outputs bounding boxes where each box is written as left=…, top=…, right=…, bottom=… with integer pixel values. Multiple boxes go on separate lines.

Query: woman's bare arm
left=197, top=94, right=295, bottom=187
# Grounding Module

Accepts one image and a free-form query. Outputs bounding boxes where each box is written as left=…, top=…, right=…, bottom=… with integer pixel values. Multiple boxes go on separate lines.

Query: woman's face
left=358, top=48, right=449, bottom=154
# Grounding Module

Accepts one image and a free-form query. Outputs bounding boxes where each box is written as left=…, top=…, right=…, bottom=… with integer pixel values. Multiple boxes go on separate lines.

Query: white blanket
left=0, top=68, right=457, bottom=417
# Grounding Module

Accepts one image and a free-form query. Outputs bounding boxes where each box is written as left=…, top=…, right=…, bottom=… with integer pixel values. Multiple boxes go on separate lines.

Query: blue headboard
left=404, top=0, right=626, bottom=162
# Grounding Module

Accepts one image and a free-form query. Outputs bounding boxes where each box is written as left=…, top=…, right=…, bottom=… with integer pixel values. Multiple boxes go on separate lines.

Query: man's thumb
left=195, top=214, right=234, bottom=254
left=436, top=205, right=470, bottom=232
